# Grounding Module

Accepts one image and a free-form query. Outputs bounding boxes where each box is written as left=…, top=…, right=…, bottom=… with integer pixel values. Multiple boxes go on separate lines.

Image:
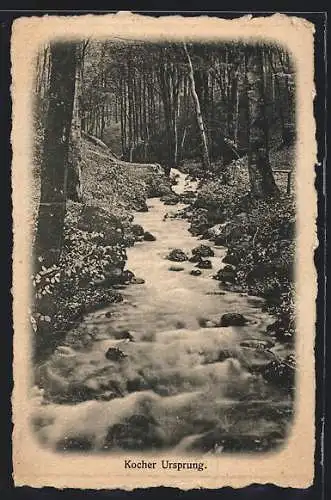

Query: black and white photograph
left=11, top=13, right=316, bottom=490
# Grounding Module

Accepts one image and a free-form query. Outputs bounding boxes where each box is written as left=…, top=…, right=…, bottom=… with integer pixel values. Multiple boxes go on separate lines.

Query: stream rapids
left=32, top=169, right=293, bottom=454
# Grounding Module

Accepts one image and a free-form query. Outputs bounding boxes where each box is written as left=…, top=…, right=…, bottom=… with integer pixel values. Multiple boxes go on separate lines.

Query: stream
left=32, top=169, right=293, bottom=454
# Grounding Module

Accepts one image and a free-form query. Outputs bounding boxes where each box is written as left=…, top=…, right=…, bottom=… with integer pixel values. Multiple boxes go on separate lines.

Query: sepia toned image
left=11, top=13, right=316, bottom=490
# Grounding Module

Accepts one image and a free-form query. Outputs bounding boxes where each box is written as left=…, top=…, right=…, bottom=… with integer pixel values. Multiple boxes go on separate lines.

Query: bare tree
left=183, top=42, right=210, bottom=170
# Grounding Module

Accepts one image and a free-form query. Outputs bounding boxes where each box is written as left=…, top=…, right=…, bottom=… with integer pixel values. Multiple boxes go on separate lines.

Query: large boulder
left=196, top=259, right=212, bottom=269
left=189, top=254, right=201, bottom=263
left=135, top=201, right=148, bottom=212
left=167, top=249, right=188, bottom=262
left=131, top=277, right=145, bottom=285
left=121, top=270, right=135, bottom=283
left=132, top=224, right=144, bottom=237
left=214, top=234, right=227, bottom=246
left=103, top=414, right=164, bottom=450
left=261, top=354, right=295, bottom=389
left=192, top=244, right=215, bottom=258
left=190, top=269, right=202, bottom=276
left=188, top=209, right=211, bottom=236
left=105, top=347, right=128, bottom=362
left=213, top=265, right=236, bottom=283
left=189, top=221, right=211, bottom=237
left=222, top=252, right=239, bottom=266
left=220, top=313, right=248, bottom=327
left=161, top=194, right=180, bottom=205
left=143, top=231, right=156, bottom=241
left=146, top=174, right=173, bottom=198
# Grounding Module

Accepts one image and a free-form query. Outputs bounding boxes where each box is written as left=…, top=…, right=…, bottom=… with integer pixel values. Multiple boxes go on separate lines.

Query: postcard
left=11, top=12, right=317, bottom=489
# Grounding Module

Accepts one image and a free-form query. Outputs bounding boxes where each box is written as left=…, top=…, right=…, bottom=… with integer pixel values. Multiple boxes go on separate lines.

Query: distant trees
left=98, top=41, right=293, bottom=188
left=34, top=39, right=296, bottom=238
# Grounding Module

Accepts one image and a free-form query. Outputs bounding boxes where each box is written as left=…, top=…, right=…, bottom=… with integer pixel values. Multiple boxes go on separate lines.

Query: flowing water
left=32, top=169, right=293, bottom=454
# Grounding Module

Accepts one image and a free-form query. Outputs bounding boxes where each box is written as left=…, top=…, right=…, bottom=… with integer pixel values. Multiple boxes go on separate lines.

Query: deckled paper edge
left=11, top=12, right=317, bottom=490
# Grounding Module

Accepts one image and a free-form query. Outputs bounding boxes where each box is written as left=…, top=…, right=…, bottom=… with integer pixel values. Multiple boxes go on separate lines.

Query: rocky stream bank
left=31, top=162, right=295, bottom=454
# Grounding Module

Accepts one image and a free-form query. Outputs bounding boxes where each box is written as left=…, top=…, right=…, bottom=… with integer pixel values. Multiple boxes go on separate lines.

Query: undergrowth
left=184, top=151, right=296, bottom=345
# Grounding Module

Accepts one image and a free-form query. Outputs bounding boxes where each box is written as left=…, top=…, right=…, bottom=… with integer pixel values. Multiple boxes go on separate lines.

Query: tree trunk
left=233, top=74, right=240, bottom=144
left=209, top=73, right=215, bottom=158
left=244, top=50, right=279, bottom=199
left=127, top=58, right=134, bottom=160
left=101, top=101, right=106, bottom=139
left=115, top=94, right=118, bottom=123
left=268, top=50, right=287, bottom=145
left=120, top=74, right=127, bottom=155
left=249, top=148, right=280, bottom=198
left=34, top=41, right=76, bottom=270
left=158, top=51, right=174, bottom=174
left=277, top=47, right=292, bottom=113
left=183, top=42, right=210, bottom=170
left=179, top=127, right=187, bottom=162
left=258, top=48, right=270, bottom=162
left=67, top=42, right=84, bottom=202
left=172, top=65, right=181, bottom=168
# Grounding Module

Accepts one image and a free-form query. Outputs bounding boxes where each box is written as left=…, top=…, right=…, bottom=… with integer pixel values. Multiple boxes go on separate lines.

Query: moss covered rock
left=192, top=244, right=215, bottom=258
left=220, top=313, right=248, bottom=327
left=167, top=249, right=188, bottom=262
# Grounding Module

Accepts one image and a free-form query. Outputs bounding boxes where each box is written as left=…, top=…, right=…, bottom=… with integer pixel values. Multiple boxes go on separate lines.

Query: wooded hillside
left=35, top=39, right=295, bottom=177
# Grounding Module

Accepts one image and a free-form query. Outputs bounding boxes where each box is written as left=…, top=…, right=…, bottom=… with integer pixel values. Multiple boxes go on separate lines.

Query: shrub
left=183, top=170, right=296, bottom=345
left=31, top=203, right=127, bottom=353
